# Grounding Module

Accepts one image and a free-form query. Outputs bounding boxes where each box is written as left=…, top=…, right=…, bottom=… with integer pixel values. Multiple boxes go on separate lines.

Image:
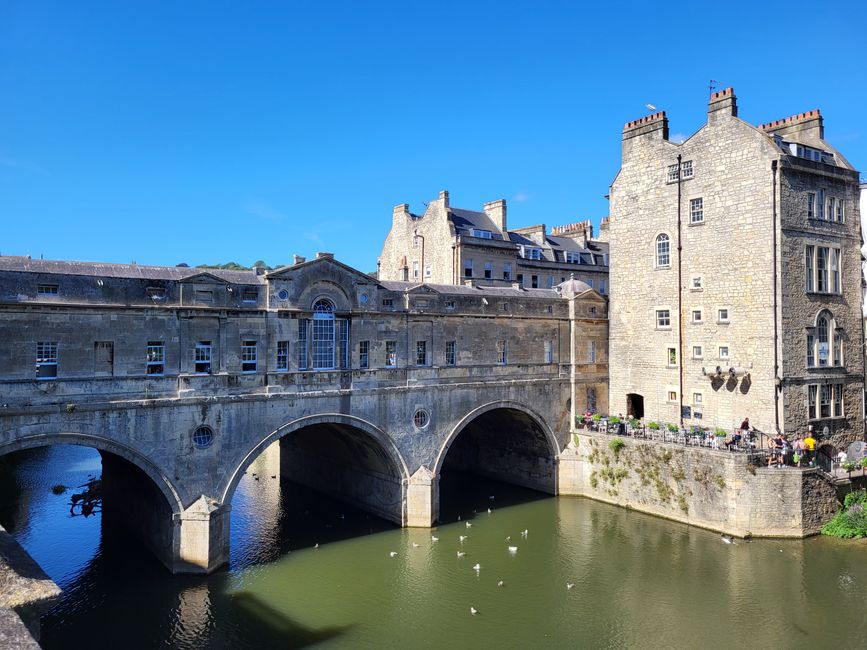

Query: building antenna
left=709, top=79, right=719, bottom=95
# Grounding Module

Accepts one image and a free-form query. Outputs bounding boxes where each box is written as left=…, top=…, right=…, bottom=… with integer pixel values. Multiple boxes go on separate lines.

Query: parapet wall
left=559, top=432, right=838, bottom=537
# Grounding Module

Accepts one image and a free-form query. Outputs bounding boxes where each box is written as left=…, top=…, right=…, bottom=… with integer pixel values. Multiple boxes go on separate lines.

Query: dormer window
left=470, top=228, right=492, bottom=239
left=146, top=287, right=167, bottom=300
left=565, top=252, right=580, bottom=264
left=37, top=284, right=59, bottom=296
left=241, top=289, right=258, bottom=303
left=521, top=246, right=542, bottom=260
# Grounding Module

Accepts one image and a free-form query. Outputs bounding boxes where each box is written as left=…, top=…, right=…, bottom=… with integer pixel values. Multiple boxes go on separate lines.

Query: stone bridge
left=0, top=374, right=571, bottom=574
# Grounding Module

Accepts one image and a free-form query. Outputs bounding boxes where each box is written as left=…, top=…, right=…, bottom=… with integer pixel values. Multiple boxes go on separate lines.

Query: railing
left=581, top=418, right=770, bottom=458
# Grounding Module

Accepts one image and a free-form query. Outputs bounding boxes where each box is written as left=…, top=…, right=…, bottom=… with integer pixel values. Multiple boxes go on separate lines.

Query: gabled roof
left=379, top=280, right=560, bottom=299
left=448, top=208, right=507, bottom=241
left=265, top=255, right=377, bottom=284
left=179, top=271, right=230, bottom=284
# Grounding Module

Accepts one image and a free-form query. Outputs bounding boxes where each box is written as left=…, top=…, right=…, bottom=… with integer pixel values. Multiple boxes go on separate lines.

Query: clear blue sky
left=2, top=1, right=865, bottom=272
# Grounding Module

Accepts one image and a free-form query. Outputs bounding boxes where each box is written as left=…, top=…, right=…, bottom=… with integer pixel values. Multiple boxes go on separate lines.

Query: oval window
left=192, top=425, right=214, bottom=449
left=277, top=289, right=289, bottom=300
left=413, top=409, right=430, bottom=429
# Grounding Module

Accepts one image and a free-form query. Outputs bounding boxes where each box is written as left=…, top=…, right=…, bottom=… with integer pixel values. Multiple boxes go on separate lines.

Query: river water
left=2, top=444, right=867, bottom=649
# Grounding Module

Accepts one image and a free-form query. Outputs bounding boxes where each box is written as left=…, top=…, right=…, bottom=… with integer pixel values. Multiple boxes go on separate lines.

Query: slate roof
left=0, top=256, right=263, bottom=284
left=378, top=280, right=560, bottom=299
left=448, top=208, right=507, bottom=241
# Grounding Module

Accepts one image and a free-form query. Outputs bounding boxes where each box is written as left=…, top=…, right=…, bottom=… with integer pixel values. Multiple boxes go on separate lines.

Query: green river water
left=1, top=445, right=866, bottom=649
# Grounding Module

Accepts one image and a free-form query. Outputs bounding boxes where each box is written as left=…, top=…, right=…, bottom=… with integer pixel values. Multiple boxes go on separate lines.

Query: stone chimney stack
left=708, top=87, right=738, bottom=124
left=759, top=109, right=824, bottom=142
left=582, top=219, right=593, bottom=246
left=483, top=199, right=507, bottom=233
left=622, top=111, right=668, bottom=160
left=292, top=254, right=306, bottom=265
left=316, top=252, right=334, bottom=260
left=438, top=190, right=450, bottom=209
left=392, top=203, right=411, bottom=227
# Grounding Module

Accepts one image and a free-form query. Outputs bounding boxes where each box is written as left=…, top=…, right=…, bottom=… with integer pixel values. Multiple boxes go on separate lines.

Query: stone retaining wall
left=559, top=431, right=839, bottom=537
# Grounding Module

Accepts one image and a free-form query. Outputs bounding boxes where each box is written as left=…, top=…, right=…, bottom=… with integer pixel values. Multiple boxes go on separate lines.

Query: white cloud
left=512, top=192, right=531, bottom=203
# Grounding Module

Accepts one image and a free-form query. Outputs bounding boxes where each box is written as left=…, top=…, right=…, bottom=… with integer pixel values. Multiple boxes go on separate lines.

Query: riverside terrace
left=0, top=252, right=608, bottom=573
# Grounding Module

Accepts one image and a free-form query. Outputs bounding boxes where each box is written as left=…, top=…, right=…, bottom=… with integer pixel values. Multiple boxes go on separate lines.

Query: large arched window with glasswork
left=312, top=299, right=336, bottom=369
left=297, top=298, right=350, bottom=371
left=807, top=310, right=843, bottom=368
left=655, top=233, right=671, bottom=268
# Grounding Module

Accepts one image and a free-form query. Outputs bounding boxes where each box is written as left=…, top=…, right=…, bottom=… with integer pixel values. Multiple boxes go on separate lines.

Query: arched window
left=808, top=310, right=842, bottom=368
left=312, top=299, right=335, bottom=369
left=656, top=234, right=670, bottom=267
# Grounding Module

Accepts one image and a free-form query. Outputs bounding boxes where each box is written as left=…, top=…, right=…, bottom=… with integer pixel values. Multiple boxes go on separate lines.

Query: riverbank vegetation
left=822, top=490, right=867, bottom=539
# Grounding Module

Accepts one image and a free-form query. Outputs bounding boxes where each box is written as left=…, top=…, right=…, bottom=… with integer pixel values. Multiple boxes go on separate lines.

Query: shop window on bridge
left=36, top=341, right=58, bottom=379
left=194, top=341, right=212, bottom=374
left=146, top=341, right=164, bottom=375
left=241, top=341, right=257, bottom=372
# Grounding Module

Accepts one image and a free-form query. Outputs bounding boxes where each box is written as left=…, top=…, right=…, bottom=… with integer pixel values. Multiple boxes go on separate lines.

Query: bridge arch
left=0, top=430, right=183, bottom=515
left=220, top=413, right=410, bottom=507
left=434, top=400, right=561, bottom=478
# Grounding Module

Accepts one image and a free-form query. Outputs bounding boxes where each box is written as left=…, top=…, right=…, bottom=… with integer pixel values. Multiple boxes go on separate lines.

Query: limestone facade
left=378, top=190, right=610, bottom=293
left=609, top=88, right=864, bottom=447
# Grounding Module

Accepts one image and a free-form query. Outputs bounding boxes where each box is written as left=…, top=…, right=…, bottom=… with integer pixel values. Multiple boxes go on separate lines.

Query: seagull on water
left=466, top=521, right=472, bottom=528
left=505, top=536, right=510, bottom=542
left=457, top=551, right=466, bottom=557
left=459, top=535, right=467, bottom=542
left=470, top=607, right=478, bottom=616
left=431, top=536, right=439, bottom=542
left=567, top=583, right=575, bottom=590
left=497, top=580, right=504, bottom=587
left=473, top=563, right=481, bottom=571
left=487, top=508, right=491, bottom=514
left=314, top=543, right=319, bottom=549
left=412, top=543, right=420, bottom=548
left=508, top=546, right=518, bottom=553
left=389, top=551, right=398, bottom=557
left=521, top=529, right=528, bottom=538
left=721, top=535, right=734, bottom=545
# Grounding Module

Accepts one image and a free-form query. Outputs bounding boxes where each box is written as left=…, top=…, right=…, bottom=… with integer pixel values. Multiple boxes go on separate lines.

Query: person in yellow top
left=803, top=430, right=817, bottom=466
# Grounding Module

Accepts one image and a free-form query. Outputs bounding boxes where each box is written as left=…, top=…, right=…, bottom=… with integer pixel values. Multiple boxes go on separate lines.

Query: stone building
left=609, top=88, right=864, bottom=446
left=378, top=190, right=610, bottom=293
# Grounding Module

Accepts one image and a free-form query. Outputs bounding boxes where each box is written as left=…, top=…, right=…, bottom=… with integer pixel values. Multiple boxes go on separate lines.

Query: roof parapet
left=758, top=109, right=824, bottom=140
left=622, top=111, right=668, bottom=143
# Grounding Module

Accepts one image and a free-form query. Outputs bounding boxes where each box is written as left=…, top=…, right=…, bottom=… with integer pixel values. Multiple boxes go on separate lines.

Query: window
left=522, top=247, right=542, bottom=260
left=599, top=279, right=607, bottom=294
left=194, top=341, right=212, bottom=374
left=424, top=264, right=431, bottom=278
left=358, top=340, right=369, bottom=369
left=499, top=302, right=509, bottom=312
left=693, top=392, right=703, bottom=404
left=470, top=228, right=492, bottom=239
left=37, top=284, right=59, bottom=296
left=807, top=192, right=816, bottom=219
left=146, top=341, right=165, bottom=375
left=298, top=319, right=308, bottom=370
left=531, top=275, right=539, bottom=288
left=808, top=383, right=844, bottom=419
left=339, top=319, right=349, bottom=368
left=718, top=308, right=729, bottom=323
left=692, top=346, right=703, bottom=358
left=668, top=390, right=678, bottom=402
left=413, top=409, right=430, bottom=428
left=277, top=341, right=289, bottom=371
left=692, top=276, right=702, bottom=290
left=464, top=259, right=473, bottom=278
left=195, top=289, right=214, bottom=302
left=416, top=340, right=427, bottom=366
left=692, top=309, right=703, bottom=324
left=516, top=273, right=524, bottom=285
left=667, top=164, right=680, bottom=183
left=656, top=234, right=670, bottom=267
left=497, top=339, right=508, bottom=364
left=385, top=340, right=397, bottom=368
left=242, top=289, right=258, bottom=303
left=146, top=287, right=166, bottom=300
left=817, top=189, right=825, bottom=219
left=806, top=245, right=841, bottom=294
left=413, top=261, right=419, bottom=279
left=835, top=198, right=844, bottom=222
left=241, top=341, right=257, bottom=372
left=689, top=198, right=704, bottom=224
left=503, top=263, right=512, bottom=281
left=545, top=341, right=553, bottom=363
left=311, top=299, right=336, bottom=370
left=586, top=386, right=597, bottom=412
left=667, top=347, right=677, bottom=366
left=444, top=300, right=456, bottom=310
left=809, top=311, right=843, bottom=368
left=484, top=262, right=493, bottom=279
left=382, top=298, right=394, bottom=308
left=192, top=425, right=214, bottom=449
left=586, top=278, right=594, bottom=289
left=681, top=160, right=694, bottom=178
left=656, top=309, right=671, bottom=328
left=36, top=341, right=58, bottom=379
left=588, top=341, right=597, bottom=363
left=565, top=251, right=580, bottom=264
left=719, top=346, right=729, bottom=359
left=546, top=276, right=554, bottom=289
left=446, top=340, right=456, bottom=366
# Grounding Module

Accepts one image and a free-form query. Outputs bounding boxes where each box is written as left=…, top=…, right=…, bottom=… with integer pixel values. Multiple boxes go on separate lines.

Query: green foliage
left=822, top=490, right=867, bottom=539
left=608, top=416, right=621, bottom=425
left=591, top=413, right=603, bottom=422
left=629, top=418, right=640, bottom=429
left=667, top=423, right=678, bottom=433
left=860, top=457, right=867, bottom=470
left=609, top=438, right=626, bottom=455
left=714, top=475, right=726, bottom=489
left=671, top=465, right=685, bottom=481
left=589, top=472, right=598, bottom=489
left=842, top=461, right=857, bottom=473
left=714, top=428, right=727, bottom=437
left=677, top=494, right=689, bottom=513
left=65, top=403, right=76, bottom=413
left=648, top=421, right=660, bottom=430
